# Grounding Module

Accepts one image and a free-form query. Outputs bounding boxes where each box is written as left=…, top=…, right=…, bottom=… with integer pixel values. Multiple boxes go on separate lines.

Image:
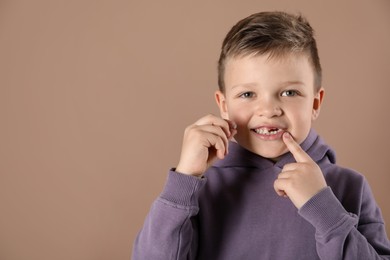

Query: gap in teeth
left=255, top=128, right=281, bottom=135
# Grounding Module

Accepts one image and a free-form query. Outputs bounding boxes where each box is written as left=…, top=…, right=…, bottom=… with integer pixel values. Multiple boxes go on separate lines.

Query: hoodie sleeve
left=132, top=170, right=206, bottom=260
left=299, top=185, right=390, bottom=260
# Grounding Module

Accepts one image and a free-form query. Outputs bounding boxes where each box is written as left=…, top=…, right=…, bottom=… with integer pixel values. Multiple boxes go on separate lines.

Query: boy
left=132, top=11, right=390, bottom=259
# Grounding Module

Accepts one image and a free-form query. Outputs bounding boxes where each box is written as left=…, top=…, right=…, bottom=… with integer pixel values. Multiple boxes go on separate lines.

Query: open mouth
left=252, top=127, right=283, bottom=136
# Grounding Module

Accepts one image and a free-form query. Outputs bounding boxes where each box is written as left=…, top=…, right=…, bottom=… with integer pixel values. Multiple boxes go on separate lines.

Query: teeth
left=254, top=128, right=282, bottom=135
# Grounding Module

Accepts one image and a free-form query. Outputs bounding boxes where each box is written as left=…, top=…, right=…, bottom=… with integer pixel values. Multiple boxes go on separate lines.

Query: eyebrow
left=279, top=80, right=305, bottom=87
left=230, top=82, right=258, bottom=90
left=230, top=80, right=305, bottom=90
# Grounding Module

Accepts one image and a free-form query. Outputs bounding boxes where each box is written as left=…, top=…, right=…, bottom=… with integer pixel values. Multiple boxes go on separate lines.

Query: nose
left=255, top=97, right=282, bottom=118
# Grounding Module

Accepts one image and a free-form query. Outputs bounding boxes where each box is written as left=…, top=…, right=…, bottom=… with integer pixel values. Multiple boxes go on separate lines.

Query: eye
left=281, top=90, right=299, bottom=97
left=239, top=92, right=255, bottom=98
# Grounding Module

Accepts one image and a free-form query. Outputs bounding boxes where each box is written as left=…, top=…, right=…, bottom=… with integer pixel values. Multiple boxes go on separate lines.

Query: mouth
left=251, top=126, right=285, bottom=140
left=252, top=127, right=283, bottom=135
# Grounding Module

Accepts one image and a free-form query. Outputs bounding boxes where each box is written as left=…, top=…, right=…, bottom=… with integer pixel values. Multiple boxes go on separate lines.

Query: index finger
left=282, top=132, right=312, bottom=163
left=195, top=114, right=236, bottom=137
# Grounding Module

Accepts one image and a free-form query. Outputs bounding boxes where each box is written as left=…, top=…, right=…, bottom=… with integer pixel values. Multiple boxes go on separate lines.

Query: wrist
left=175, top=165, right=204, bottom=178
left=160, top=170, right=207, bottom=207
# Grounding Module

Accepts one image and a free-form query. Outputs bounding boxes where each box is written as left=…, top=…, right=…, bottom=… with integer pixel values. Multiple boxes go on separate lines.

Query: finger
left=210, top=138, right=226, bottom=160
left=224, top=119, right=237, bottom=138
left=197, top=125, right=230, bottom=154
left=186, top=124, right=229, bottom=155
left=277, top=171, right=292, bottom=179
left=203, top=132, right=229, bottom=160
left=281, top=162, right=298, bottom=172
left=195, top=114, right=232, bottom=137
left=282, top=132, right=312, bottom=163
left=273, top=178, right=289, bottom=197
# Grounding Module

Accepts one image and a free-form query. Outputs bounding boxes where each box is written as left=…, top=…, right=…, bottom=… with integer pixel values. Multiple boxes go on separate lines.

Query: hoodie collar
left=214, top=129, right=336, bottom=170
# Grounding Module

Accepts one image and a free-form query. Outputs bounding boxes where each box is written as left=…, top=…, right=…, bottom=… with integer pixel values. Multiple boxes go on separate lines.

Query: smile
left=253, top=127, right=283, bottom=135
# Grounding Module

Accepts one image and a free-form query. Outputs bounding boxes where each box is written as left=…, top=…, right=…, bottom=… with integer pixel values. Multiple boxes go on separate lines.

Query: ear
left=215, top=90, right=229, bottom=119
left=312, top=87, right=325, bottom=120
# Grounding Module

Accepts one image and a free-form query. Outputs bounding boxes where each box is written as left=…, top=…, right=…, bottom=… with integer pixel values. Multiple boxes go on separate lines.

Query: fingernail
left=283, top=132, right=291, bottom=138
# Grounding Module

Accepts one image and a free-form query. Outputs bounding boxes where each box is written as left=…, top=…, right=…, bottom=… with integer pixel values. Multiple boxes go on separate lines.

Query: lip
left=251, top=125, right=286, bottom=141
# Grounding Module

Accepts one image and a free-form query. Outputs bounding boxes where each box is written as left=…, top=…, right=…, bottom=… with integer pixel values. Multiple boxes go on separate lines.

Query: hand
left=274, top=132, right=327, bottom=209
left=176, top=114, right=237, bottom=177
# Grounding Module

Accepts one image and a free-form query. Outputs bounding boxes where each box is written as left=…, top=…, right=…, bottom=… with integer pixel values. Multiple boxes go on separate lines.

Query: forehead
left=224, top=53, right=315, bottom=89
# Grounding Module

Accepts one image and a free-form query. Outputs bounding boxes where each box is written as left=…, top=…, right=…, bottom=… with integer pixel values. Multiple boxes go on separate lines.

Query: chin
left=242, top=142, right=287, bottom=160
left=257, top=149, right=286, bottom=160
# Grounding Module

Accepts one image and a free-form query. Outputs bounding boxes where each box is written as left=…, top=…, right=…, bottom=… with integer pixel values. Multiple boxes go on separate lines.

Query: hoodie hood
left=213, top=129, right=336, bottom=170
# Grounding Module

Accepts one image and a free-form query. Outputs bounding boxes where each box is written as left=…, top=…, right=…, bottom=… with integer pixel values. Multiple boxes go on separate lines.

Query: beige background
left=0, top=0, right=389, bottom=259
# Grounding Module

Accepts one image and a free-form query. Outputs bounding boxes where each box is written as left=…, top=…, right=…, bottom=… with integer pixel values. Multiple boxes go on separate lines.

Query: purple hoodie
left=132, top=129, right=390, bottom=259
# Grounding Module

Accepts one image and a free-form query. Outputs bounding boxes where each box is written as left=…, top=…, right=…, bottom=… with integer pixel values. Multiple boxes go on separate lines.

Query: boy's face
left=216, top=53, right=324, bottom=160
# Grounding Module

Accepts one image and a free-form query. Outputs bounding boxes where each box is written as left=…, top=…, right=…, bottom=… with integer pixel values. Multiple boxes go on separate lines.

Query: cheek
left=290, top=102, right=313, bottom=119
left=289, top=103, right=314, bottom=137
left=227, top=104, right=252, bottom=125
